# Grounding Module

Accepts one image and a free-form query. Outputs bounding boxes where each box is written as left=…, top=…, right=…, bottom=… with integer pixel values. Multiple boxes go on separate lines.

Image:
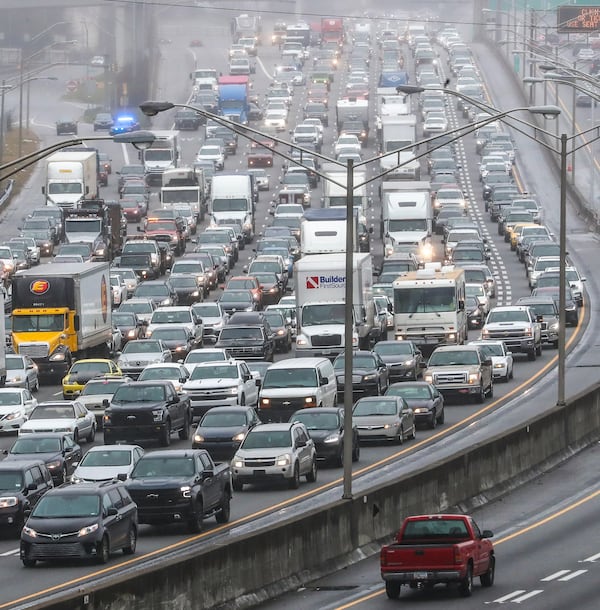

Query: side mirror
left=27, top=483, right=37, bottom=492
left=106, top=507, right=119, bottom=517
left=117, top=473, right=127, bottom=482
left=481, top=529, right=494, bottom=538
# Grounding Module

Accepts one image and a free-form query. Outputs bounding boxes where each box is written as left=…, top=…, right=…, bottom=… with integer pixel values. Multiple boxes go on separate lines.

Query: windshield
left=10, top=437, right=61, bottom=454
left=474, top=343, right=504, bottom=357
left=80, top=450, right=132, bottom=467
left=81, top=380, right=125, bottom=396
left=302, top=303, right=345, bottom=326
left=201, top=412, right=247, bottom=427
left=0, top=472, right=23, bottom=491
left=428, top=350, right=480, bottom=366
left=170, top=276, right=198, bottom=289
left=135, top=284, right=168, bottom=297
left=262, top=368, right=317, bottom=389
left=132, top=457, right=195, bottom=478
left=139, top=367, right=181, bottom=381
left=220, top=291, right=252, bottom=304
left=211, top=199, right=249, bottom=212
left=388, top=219, right=428, bottom=232
left=144, top=149, right=173, bottom=162
left=190, top=364, right=238, bottom=381
left=12, top=313, right=65, bottom=333
left=394, top=287, right=456, bottom=314
left=292, top=413, right=339, bottom=429
left=146, top=220, right=177, bottom=232
left=192, top=304, right=220, bottom=317
left=185, top=351, right=226, bottom=364
left=113, top=385, right=165, bottom=402
left=65, top=219, right=102, bottom=233
left=161, top=190, right=199, bottom=204
left=122, top=341, right=162, bottom=354
left=151, top=311, right=191, bottom=324
left=69, top=362, right=111, bottom=375
left=172, top=263, right=202, bottom=275
left=113, top=313, right=137, bottom=326
left=487, top=310, right=529, bottom=323
left=124, top=243, right=155, bottom=254
left=219, top=327, right=262, bottom=340
left=150, top=328, right=188, bottom=341
left=5, top=357, right=25, bottom=372
left=334, top=355, right=376, bottom=369
left=30, top=405, right=75, bottom=419
left=374, top=343, right=412, bottom=356
left=387, top=384, right=431, bottom=399
left=47, top=183, right=83, bottom=195
left=119, top=302, right=152, bottom=315
left=353, top=399, right=398, bottom=416
left=32, top=494, right=100, bottom=518
left=241, top=429, right=291, bottom=449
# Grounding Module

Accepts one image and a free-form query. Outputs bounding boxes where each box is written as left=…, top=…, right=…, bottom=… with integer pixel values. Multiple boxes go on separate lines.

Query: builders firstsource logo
left=306, top=275, right=345, bottom=289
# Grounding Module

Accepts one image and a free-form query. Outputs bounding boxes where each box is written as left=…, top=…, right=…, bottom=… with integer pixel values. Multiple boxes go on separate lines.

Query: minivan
left=258, top=358, right=337, bottom=422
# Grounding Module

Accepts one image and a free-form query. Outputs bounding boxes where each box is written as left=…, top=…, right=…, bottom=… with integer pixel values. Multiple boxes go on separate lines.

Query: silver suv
left=231, top=422, right=317, bottom=490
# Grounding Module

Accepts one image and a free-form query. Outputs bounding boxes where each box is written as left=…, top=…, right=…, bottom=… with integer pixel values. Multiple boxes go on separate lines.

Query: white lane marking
left=256, top=56, right=273, bottom=80
left=557, top=569, right=587, bottom=581
left=121, top=142, right=131, bottom=165
left=487, top=590, right=528, bottom=603
left=511, top=590, right=544, bottom=603
left=580, top=551, right=600, bottom=562
left=0, top=549, right=19, bottom=557
left=540, top=569, right=571, bottom=581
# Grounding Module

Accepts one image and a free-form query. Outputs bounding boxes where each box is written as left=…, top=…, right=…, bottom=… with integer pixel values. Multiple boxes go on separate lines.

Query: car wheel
left=474, top=385, right=485, bottom=404
left=288, top=463, right=300, bottom=489
left=459, top=564, right=473, bottom=597
left=73, top=428, right=79, bottom=444
left=385, top=581, right=401, bottom=599
left=160, top=420, right=171, bottom=447
left=397, top=426, right=404, bottom=445
left=409, top=423, right=417, bottom=439
left=97, top=535, right=110, bottom=564
left=22, top=555, right=36, bottom=568
left=429, top=412, right=437, bottom=429
left=376, top=380, right=382, bottom=395
left=122, top=526, right=137, bottom=555
left=215, top=491, right=231, bottom=523
left=239, top=393, right=246, bottom=406
left=232, top=478, right=244, bottom=492
left=188, top=501, right=204, bottom=533
left=178, top=414, right=190, bottom=440
left=306, top=458, right=317, bottom=483
left=527, top=349, right=536, bottom=362
left=352, top=440, right=360, bottom=462
left=480, top=556, right=495, bottom=587
left=437, top=407, right=445, bottom=424
left=509, top=365, right=514, bottom=380
left=536, top=341, right=542, bottom=356
left=87, top=424, right=96, bottom=443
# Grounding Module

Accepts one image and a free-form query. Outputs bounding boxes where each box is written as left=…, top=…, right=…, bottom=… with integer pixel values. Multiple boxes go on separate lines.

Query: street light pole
left=557, top=132, right=568, bottom=406
left=342, top=158, right=354, bottom=501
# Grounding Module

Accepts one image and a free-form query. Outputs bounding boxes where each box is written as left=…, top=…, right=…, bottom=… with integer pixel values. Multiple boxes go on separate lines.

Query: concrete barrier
left=27, top=382, right=600, bottom=610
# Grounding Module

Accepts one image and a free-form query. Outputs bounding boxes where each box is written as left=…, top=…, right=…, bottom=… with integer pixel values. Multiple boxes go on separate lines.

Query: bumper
left=435, top=385, right=482, bottom=397
left=488, top=338, right=535, bottom=354
left=0, top=418, right=26, bottom=432
left=103, top=424, right=167, bottom=442
left=295, top=346, right=343, bottom=360
left=21, top=539, right=104, bottom=562
left=313, top=441, right=343, bottom=460
left=0, top=507, right=22, bottom=526
left=136, top=502, right=194, bottom=524
left=356, top=426, right=400, bottom=441
left=189, top=396, right=239, bottom=418
left=232, top=465, right=293, bottom=483
left=382, top=569, right=463, bottom=583
left=35, top=360, right=70, bottom=378
left=62, top=385, right=84, bottom=398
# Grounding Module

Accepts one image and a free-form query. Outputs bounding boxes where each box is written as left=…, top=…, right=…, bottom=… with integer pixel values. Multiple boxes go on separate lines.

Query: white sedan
left=71, top=444, right=145, bottom=483
left=4, top=354, right=39, bottom=391
left=469, top=340, right=514, bottom=382
left=0, top=388, right=38, bottom=433
left=110, top=274, right=128, bottom=307
left=19, top=401, right=96, bottom=443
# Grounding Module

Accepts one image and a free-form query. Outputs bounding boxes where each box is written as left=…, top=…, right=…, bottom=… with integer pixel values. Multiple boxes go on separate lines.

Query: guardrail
left=0, top=179, right=14, bottom=211
left=28, top=381, right=600, bottom=610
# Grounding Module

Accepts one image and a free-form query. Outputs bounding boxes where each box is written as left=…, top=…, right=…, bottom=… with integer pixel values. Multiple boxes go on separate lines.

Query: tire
left=527, top=349, right=536, bottom=362
left=188, top=501, right=204, bottom=533
left=97, top=535, right=110, bottom=564
left=59, top=466, right=67, bottom=485
left=87, top=424, right=96, bottom=443
left=480, top=556, right=495, bottom=587
left=215, top=492, right=231, bottom=523
left=437, top=407, right=445, bottom=424
left=160, top=420, right=171, bottom=447
left=33, top=377, right=40, bottom=393
left=409, top=423, right=416, bottom=439
left=397, top=426, right=404, bottom=445
left=335, top=447, right=344, bottom=467
left=73, top=428, right=79, bottom=444
left=232, top=478, right=244, bottom=492
left=488, top=382, right=494, bottom=399
left=178, top=414, right=190, bottom=440
left=385, top=581, right=401, bottom=599
left=376, top=380, right=382, bottom=396
left=22, top=555, right=36, bottom=568
left=429, top=412, right=437, bottom=429
left=288, top=463, right=300, bottom=489
left=306, top=459, right=317, bottom=483
left=122, top=526, right=137, bottom=555
left=459, top=564, right=473, bottom=597
left=474, top=385, right=485, bottom=404
left=352, top=441, right=360, bottom=462
left=536, top=341, right=542, bottom=356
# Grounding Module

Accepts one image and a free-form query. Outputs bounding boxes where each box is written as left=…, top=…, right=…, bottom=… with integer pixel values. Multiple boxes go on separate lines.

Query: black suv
left=216, top=324, right=275, bottom=361
left=0, top=461, right=53, bottom=533
left=20, top=480, right=138, bottom=566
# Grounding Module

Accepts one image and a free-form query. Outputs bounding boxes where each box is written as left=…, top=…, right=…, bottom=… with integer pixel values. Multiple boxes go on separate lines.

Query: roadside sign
left=66, top=80, right=78, bottom=92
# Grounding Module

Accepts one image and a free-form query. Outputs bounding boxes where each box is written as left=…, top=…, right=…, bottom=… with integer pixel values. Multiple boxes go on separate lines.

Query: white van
left=258, top=358, right=337, bottom=422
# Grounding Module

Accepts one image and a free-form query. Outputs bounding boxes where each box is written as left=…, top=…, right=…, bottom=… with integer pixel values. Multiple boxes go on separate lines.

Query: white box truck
left=301, top=208, right=371, bottom=255
left=209, top=174, right=254, bottom=242
left=160, top=167, right=204, bottom=220
left=379, top=115, right=420, bottom=180
left=294, top=253, right=374, bottom=358
left=321, top=162, right=370, bottom=217
left=381, top=181, right=433, bottom=262
left=42, top=151, right=99, bottom=209
left=140, top=130, right=180, bottom=185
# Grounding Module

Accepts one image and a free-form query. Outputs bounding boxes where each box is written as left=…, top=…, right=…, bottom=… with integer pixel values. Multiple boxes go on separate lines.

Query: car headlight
left=424, top=373, right=433, bottom=383
left=127, top=329, right=137, bottom=339
left=228, top=387, right=238, bottom=395
left=276, top=453, right=291, bottom=467
left=363, top=374, right=376, bottom=381
left=50, top=352, right=66, bottom=362
left=4, top=410, right=24, bottom=421
left=550, top=322, right=559, bottom=331
left=0, top=496, right=18, bottom=508
left=193, top=434, right=204, bottom=443
left=468, top=373, right=481, bottom=384
left=71, top=474, right=83, bottom=483
left=152, top=409, right=164, bottom=422
left=232, top=432, right=245, bottom=442
left=232, top=458, right=244, bottom=468
left=323, top=433, right=340, bottom=444
left=78, top=523, right=99, bottom=537
left=22, top=526, right=37, bottom=538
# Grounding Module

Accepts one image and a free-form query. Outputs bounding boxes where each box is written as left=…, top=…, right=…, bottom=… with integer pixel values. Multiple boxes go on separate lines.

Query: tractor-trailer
left=218, top=75, right=249, bottom=125
left=294, top=253, right=374, bottom=359
left=301, top=208, right=365, bottom=255
left=42, top=151, right=99, bottom=209
left=11, top=262, right=112, bottom=379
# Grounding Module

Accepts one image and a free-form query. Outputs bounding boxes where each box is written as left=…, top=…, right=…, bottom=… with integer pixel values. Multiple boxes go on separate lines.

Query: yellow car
left=62, top=359, right=122, bottom=400
left=509, top=222, right=537, bottom=251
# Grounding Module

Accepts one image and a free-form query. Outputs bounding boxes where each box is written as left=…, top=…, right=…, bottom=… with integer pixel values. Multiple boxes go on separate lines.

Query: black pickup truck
left=102, top=381, right=192, bottom=446
left=125, top=449, right=232, bottom=532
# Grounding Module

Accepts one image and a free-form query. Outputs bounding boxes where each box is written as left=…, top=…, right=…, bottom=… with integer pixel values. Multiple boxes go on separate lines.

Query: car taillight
left=454, top=546, right=463, bottom=565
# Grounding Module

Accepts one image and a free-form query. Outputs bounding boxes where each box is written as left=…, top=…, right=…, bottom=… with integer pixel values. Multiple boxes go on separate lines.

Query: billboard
left=558, top=5, right=600, bottom=33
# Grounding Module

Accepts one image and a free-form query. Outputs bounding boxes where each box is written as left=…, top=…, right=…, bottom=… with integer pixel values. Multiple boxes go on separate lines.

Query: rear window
left=402, top=519, right=469, bottom=540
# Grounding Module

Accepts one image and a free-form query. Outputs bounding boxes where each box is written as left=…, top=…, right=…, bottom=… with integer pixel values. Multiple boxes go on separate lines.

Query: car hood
left=184, top=379, right=237, bottom=390
left=109, top=400, right=165, bottom=410
left=127, top=476, right=192, bottom=489
left=118, top=353, right=163, bottom=364
left=64, top=372, right=105, bottom=386
left=484, top=322, right=530, bottom=331
left=235, top=447, right=292, bottom=459
left=78, top=393, right=114, bottom=407
left=20, top=418, right=76, bottom=432
left=378, top=355, right=414, bottom=366
left=304, top=428, right=338, bottom=441
left=26, top=515, right=99, bottom=535
left=353, top=414, right=399, bottom=426
left=335, top=367, right=376, bottom=377
left=196, top=425, right=247, bottom=439
left=387, top=230, right=428, bottom=245
left=5, top=451, right=61, bottom=462
left=73, top=465, right=133, bottom=481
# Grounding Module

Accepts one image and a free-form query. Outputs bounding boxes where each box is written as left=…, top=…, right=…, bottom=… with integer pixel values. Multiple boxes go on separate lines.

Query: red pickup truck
left=380, top=514, right=495, bottom=599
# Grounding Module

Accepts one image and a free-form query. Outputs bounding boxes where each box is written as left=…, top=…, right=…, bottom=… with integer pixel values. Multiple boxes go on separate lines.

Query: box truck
left=140, top=130, right=180, bottom=185
left=294, top=253, right=374, bottom=359
left=321, top=162, right=370, bottom=217
left=11, top=262, right=112, bottom=379
left=160, top=167, right=204, bottom=220
left=301, top=208, right=371, bottom=255
left=209, top=174, right=255, bottom=243
left=42, top=151, right=99, bottom=209
left=379, top=115, right=420, bottom=180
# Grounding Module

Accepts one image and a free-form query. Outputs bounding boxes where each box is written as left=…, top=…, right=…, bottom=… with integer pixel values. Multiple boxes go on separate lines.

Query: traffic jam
left=0, top=12, right=583, bottom=594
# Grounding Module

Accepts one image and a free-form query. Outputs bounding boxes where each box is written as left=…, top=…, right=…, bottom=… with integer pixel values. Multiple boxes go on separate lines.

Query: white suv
left=232, top=422, right=317, bottom=490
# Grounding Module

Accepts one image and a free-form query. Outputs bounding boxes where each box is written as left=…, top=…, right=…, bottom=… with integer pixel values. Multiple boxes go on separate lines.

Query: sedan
left=288, top=407, right=359, bottom=466
left=4, top=354, right=39, bottom=391
left=192, top=406, right=261, bottom=460
left=333, top=350, right=389, bottom=397
left=61, top=358, right=122, bottom=400
left=0, top=388, right=38, bottom=433
left=352, top=396, right=416, bottom=444
left=56, top=119, right=78, bottom=135
left=372, top=340, right=424, bottom=382
left=4, top=432, right=82, bottom=484
left=71, top=444, right=145, bottom=483
left=112, top=311, right=146, bottom=344
left=385, top=381, right=445, bottom=429
left=19, top=401, right=96, bottom=444
left=147, top=326, right=197, bottom=360
left=218, top=289, right=256, bottom=315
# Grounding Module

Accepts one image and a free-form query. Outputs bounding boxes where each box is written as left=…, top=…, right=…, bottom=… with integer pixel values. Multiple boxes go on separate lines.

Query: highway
left=0, top=1, right=598, bottom=608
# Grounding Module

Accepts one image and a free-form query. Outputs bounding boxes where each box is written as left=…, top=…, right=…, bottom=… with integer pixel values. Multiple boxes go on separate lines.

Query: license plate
left=253, top=470, right=266, bottom=475
left=414, top=572, right=428, bottom=579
